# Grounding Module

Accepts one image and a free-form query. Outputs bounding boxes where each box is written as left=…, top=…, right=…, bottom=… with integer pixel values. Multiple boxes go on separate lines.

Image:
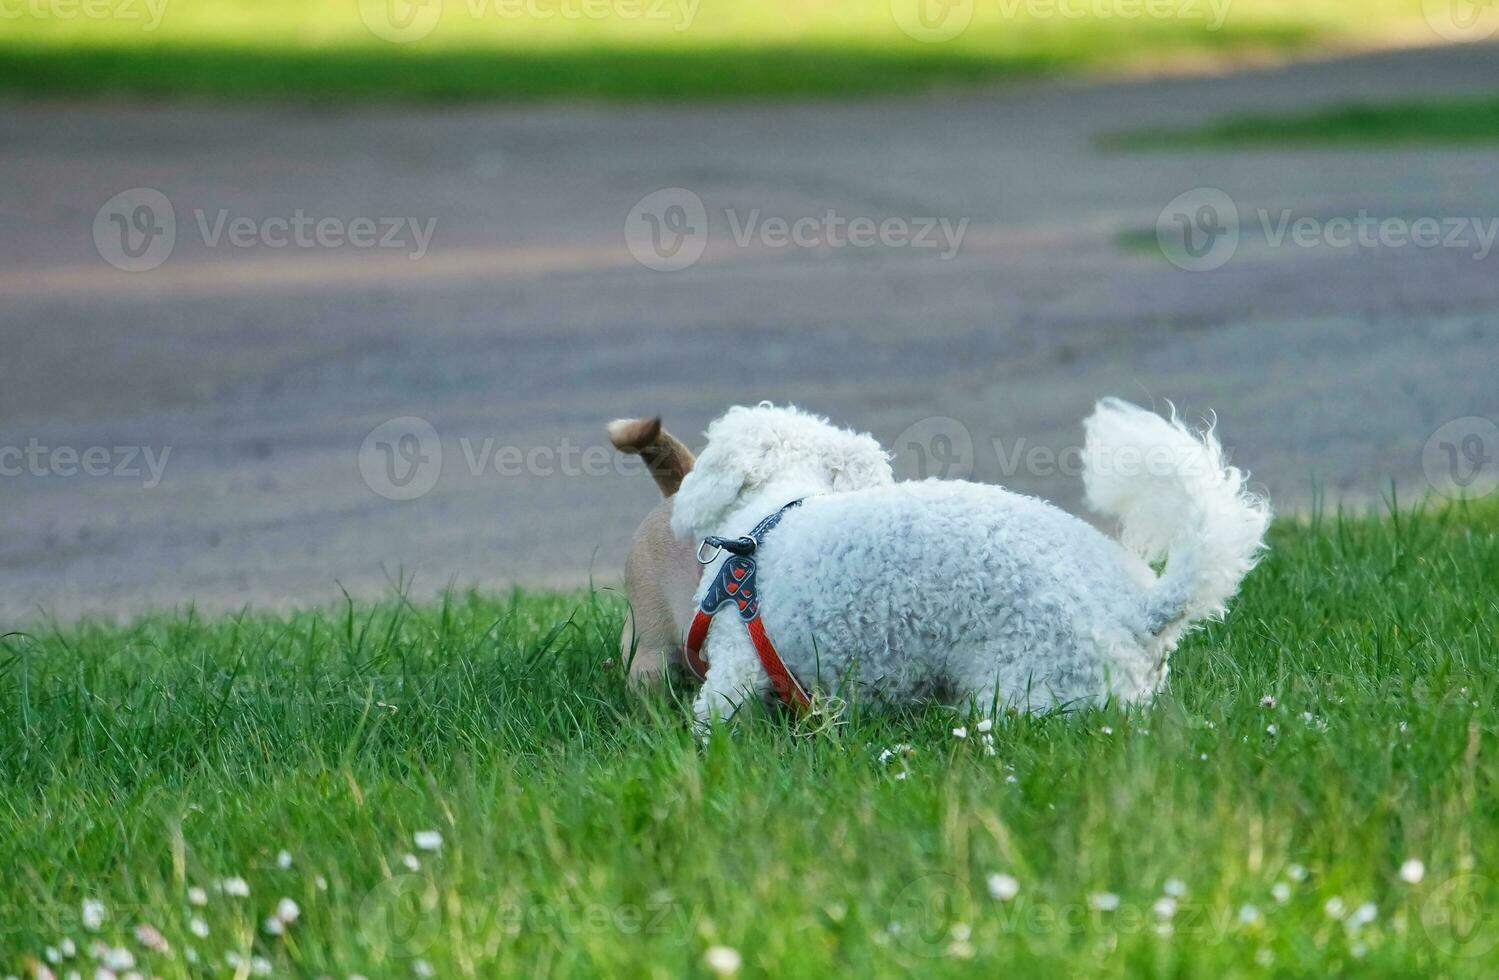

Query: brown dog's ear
left=607, top=416, right=696, bottom=497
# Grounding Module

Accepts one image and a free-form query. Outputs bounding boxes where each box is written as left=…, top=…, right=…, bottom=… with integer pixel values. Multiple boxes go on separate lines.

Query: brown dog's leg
left=607, top=416, right=696, bottom=497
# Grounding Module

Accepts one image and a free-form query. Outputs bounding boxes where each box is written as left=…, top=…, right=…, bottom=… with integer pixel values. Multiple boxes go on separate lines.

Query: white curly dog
left=671, top=400, right=1270, bottom=728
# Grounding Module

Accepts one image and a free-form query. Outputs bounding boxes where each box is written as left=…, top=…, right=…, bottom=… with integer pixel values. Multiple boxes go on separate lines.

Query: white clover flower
left=1324, top=896, right=1346, bottom=919
left=951, top=727, right=968, bottom=739
left=251, top=956, right=272, bottom=976
left=263, top=917, right=284, bottom=937
left=1346, top=902, right=1377, bottom=930
left=1400, top=858, right=1425, bottom=884
left=1163, top=878, right=1187, bottom=898
left=1153, top=897, right=1177, bottom=919
left=220, top=877, right=250, bottom=898
left=1238, top=904, right=1261, bottom=925
left=81, top=899, right=107, bottom=932
left=1088, top=892, right=1121, bottom=912
left=103, top=948, right=134, bottom=971
left=1266, top=724, right=1278, bottom=736
left=277, top=850, right=293, bottom=870
left=60, top=939, right=76, bottom=958
left=133, top=924, right=169, bottom=954
left=1259, top=695, right=1276, bottom=708
left=412, top=959, right=434, bottom=978
left=414, top=831, right=443, bottom=852
left=703, top=946, right=742, bottom=977
left=45, top=947, right=60, bottom=964
left=187, top=886, right=208, bottom=907
left=976, top=719, right=993, bottom=734
left=402, top=854, right=421, bottom=872
left=275, top=898, right=300, bottom=924
left=986, top=873, right=1019, bottom=902
left=189, top=918, right=209, bottom=939
left=1100, top=726, right=1113, bottom=735
left=1286, top=864, right=1307, bottom=882
left=1272, top=882, right=1291, bottom=903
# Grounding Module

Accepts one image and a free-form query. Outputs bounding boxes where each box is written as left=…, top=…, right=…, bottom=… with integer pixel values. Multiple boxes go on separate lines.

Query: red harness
left=682, top=501, right=812, bottom=710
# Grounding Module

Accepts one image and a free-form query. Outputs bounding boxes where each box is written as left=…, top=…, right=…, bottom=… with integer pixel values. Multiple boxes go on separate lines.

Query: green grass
left=0, top=0, right=1437, bottom=102
left=4, top=501, right=1499, bottom=976
left=1105, top=97, right=1499, bottom=149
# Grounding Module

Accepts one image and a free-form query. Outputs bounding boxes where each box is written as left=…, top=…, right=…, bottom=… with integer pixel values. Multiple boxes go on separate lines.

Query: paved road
left=3, top=43, right=1498, bottom=622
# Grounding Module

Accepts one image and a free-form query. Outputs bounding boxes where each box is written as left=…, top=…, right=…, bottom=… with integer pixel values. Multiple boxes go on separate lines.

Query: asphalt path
left=3, top=42, right=1498, bottom=621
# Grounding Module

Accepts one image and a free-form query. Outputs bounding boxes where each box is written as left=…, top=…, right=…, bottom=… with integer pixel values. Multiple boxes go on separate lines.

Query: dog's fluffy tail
left=608, top=416, right=696, bottom=497
left=1082, top=398, right=1271, bottom=636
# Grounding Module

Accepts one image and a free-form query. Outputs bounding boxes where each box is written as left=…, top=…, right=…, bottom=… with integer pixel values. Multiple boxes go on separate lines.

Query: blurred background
left=1, top=0, right=1496, bottom=620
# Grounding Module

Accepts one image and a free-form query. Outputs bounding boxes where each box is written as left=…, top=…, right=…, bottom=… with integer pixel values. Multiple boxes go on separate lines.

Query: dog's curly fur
left=672, top=401, right=1271, bottom=726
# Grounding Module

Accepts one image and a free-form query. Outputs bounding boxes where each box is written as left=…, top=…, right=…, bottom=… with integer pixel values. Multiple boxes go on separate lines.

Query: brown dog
left=608, top=417, right=702, bottom=688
